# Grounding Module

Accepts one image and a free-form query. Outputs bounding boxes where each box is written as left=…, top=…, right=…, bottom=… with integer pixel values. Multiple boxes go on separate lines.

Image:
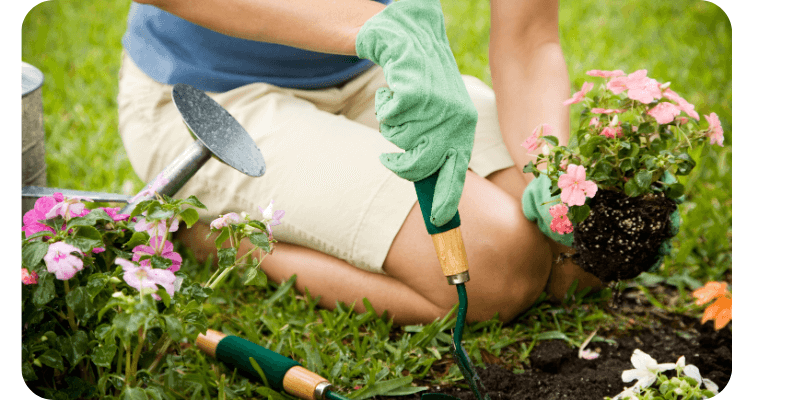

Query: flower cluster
left=692, top=281, right=732, bottom=330
left=522, top=68, right=726, bottom=235
left=609, top=349, right=719, bottom=400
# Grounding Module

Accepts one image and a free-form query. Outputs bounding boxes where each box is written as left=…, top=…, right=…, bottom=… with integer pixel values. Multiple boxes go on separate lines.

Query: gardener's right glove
left=356, top=0, right=477, bottom=228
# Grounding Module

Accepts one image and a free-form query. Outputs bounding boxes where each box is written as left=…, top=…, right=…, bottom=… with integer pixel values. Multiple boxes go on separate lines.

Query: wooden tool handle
left=413, top=171, right=470, bottom=282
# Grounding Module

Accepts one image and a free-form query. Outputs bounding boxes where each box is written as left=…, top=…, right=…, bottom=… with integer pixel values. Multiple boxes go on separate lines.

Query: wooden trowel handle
left=413, top=171, right=470, bottom=284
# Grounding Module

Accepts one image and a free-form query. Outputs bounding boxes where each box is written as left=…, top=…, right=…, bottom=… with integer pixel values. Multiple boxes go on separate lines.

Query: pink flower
left=586, top=69, right=625, bottom=78
left=92, top=247, right=106, bottom=254
left=22, top=194, right=63, bottom=238
left=102, top=207, right=131, bottom=222
left=210, top=212, right=242, bottom=230
left=558, top=164, right=598, bottom=206
left=600, top=126, right=623, bottom=139
left=591, top=108, right=624, bottom=115
left=43, top=242, right=84, bottom=280
left=607, top=76, right=628, bottom=95
left=589, top=117, right=600, bottom=127
left=548, top=204, right=573, bottom=235
left=521, top=123, right=553, bottom=155
left=117, top=258, right=175, bottom=300
left=130, top=172, right=169, bottom=203
left=259, top=201, right=285, bottom=238
left=647, top=102, right=682, bottom=124
left=677, top=117, right=689, bottom=125
left=704, top=112, right=724, bottom=146
left=45, top=196, right=92, bottom=220
left=624, top=70, right=662, bottom=104
left=134, top=214, right=179, bottom=237
left=563, top=82, right=594, bottom=106
left=22, top=268, right=39, bottom=285
left=133, top=236, right=183, bottom=272
left=663, top=89, right=699, bottom=120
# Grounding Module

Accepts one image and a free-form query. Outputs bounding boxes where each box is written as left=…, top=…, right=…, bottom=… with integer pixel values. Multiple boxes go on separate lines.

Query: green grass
left=22, top=0, right=731, bottom=398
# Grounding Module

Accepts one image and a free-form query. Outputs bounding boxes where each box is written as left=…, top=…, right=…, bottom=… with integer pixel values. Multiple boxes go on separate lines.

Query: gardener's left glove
left=522, top=175, right=574, bottom=247
left=356, top=0, right=477, bottom=227
left=649, top=172, right=683, bottom=272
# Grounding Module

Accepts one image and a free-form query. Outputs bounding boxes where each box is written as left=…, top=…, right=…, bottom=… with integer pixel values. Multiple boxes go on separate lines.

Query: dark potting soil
left=374, top=288, right=732, bottom=400
left=573, top=190, right=678, bottom=282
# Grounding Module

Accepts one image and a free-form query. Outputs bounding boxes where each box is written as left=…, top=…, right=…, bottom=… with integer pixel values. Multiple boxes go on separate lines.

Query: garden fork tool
left=22, top=83, right=266, bottom=212
left=195, top=329, right=353, bottom=400
left=414, top=171, right=489, bottom=400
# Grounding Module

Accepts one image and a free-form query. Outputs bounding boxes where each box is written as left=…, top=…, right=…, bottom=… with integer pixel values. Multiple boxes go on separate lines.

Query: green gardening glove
left=356, top=0, right=477, bottom=227
left=522, top=175, right=574, bottom=247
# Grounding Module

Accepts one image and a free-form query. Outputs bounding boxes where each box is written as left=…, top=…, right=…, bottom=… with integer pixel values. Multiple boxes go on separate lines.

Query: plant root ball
left=573, top=189, right=677, bottom=282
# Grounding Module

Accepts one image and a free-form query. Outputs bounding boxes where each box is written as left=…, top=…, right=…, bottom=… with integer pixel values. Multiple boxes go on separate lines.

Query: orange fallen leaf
left=692, top=281, right=728, bottom=306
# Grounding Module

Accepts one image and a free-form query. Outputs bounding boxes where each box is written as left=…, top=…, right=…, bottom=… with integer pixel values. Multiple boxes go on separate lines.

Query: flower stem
left=146, top=333, right=173, bottom=374
left=209, top=266, right=235, bottom=289
left=128, top=329, right=147, bottom=387
left=63, top=280, right=78, bottom=331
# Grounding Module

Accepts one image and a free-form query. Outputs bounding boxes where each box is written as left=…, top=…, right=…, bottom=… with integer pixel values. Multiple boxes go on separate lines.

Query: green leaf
left=147, top=208, right=174, bottom=221
left=121, top=387, right=149, bottom=400
left=214, top=228, right=230, bottom=249
left=620, top=158, right=634, bottom=173
left=542, top=135, right=559, bottom=147
left=534, top=331, right=570, bottom=341
left=163, top=315, right=183, bottom=341
left=568, top=205, right=591, bottom=224
left=242, top=266, right=268, bottom=287
left=39, top=348, right=64, bottom=370
left=130, top=200, right=157, bottom=219
left=590, top=161, right=613, bottom=181
left=666, top=183, right=685, bottom=199
left=635, top=170, right=653, bottom=189
left=66, top=286, right=95, bottom=323
left=675, top=153, right=696, bottom=176
left=350, top=376, right=415, bottom=400
left=61, top=330, right=89, bottom=367
left=66, top=209, right=112, bottom=230
left=579, top=135, right=604, bottom=158
left=180, top=195, right=207, bottom=210
left=150, top=255, right=172, bottom=270
left=248, top=232, right=273, bottom=253
left=22, top=360, right=37, bottom=381
left=217, top=247, right=236, bottom=268
left=180, top=208, right=199, bottom=228
left=90, top=342, right=117, bottom=368
left=624, top=180, right=643, bottom=197
left=33, top=273, right=56, bottom=306
left=66, top=226, right=104, bottom=252
left=22, top=241, right=49, bottom=269
left=124, top=232, right=148, bottom=249
left=85, top=273, right=109, bottom=301
left=522, top=161, right=535, bottom=173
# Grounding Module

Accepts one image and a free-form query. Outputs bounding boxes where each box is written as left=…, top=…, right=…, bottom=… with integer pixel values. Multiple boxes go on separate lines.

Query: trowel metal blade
left=421, top=394, right=460, bottom=400
left=171, top=83, right=266, bottom=177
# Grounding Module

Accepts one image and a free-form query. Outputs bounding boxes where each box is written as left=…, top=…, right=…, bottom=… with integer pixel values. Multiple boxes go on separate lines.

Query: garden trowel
left=414, top=171, right=489, bottom=400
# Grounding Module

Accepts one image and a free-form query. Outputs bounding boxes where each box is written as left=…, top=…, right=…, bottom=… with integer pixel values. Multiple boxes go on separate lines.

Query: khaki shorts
left=117, top=51, right=515, bottom=274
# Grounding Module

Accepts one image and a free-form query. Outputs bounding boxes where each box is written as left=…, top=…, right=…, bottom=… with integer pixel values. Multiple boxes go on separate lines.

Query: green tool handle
left=414, top=171, right=470, bottom=283
left=196, top=330, right=338, bottom=400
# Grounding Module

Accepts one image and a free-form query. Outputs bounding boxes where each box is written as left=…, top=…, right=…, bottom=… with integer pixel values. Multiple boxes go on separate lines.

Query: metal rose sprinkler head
left=119, top=83, right=266, bottom=214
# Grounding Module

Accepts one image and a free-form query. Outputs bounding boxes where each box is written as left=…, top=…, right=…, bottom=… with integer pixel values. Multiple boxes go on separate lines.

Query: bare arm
left=489, top=0, right=570, bottom=180
left=133, top=0, right=386, bottom=55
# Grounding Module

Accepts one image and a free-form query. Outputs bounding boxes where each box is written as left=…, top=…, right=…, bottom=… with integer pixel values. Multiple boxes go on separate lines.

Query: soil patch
left=573, top=190, right=677, bottom=282
left=376, top=288, right=731, bottom=400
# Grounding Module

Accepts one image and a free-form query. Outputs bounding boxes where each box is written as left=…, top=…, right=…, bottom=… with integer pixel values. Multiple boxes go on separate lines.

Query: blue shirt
left=123, top=1, right=392, bottom=92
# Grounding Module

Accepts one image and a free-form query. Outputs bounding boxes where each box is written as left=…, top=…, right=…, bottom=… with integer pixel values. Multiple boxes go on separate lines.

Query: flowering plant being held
left=20, top=185, right=282, bottom=398
left=523, top=69, right=725, bottom=231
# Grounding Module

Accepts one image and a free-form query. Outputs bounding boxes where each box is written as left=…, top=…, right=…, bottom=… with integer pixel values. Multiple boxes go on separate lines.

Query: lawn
left=21, top=0, right=731, bottom=399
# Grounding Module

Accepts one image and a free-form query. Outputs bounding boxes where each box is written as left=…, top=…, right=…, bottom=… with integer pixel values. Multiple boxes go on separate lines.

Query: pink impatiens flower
left=259, top=201, right=285, bottom=238
left=130, top=172, right=169, bottom=203
left=647, top=102, right=682, bottom=124
left=591, top=108, right=624, bottom=114
left=607, top=76, right=628, bottom=95
left=663, top=89, right=699, bottom=120
left=134, top=214, right=179, bottom=237
left=704, top=112, right=724, bottom=146
left=43, top=242, right=84, bottom=280
left=22, top=268, right=39, bottom=285
left=586, top=69, right=625, bottom=78
left=624, top=70, right=662, bottom=104
left=102, top=207, right=131, bottom=222
left=548, top=203, right=573, bottom=235
left=558, top=164, right=598, bottom=206
left=563, top=82, right=594, bottom=105
left=210, top=212, right=242, bottom=230
left=45, top=196, right=92, bottom=220
left=521, top=123, right=553, bottom=155
left=22, top=193, right=63, bottom=238
left=589, top=117, right=600, bottom=127
left=133, top=236, right=183, bottom=272
left=600, top=126, right=623, bottom=139
left=117, top=258, right=176, bottom=300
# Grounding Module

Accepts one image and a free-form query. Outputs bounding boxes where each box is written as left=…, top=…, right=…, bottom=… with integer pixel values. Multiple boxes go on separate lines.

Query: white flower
left=675, top=356, right=718, bottom=395
left=611, top=385, right=641, bottom=400
left=541, top=144, right=551, bottom=156
left=621, top=349, right=676, bottom=389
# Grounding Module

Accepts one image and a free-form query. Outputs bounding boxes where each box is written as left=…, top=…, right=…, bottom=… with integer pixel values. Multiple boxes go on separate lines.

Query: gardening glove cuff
left=356, top=0, right=477, bottom=227
left=522, top=174, right=574, bottom=247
